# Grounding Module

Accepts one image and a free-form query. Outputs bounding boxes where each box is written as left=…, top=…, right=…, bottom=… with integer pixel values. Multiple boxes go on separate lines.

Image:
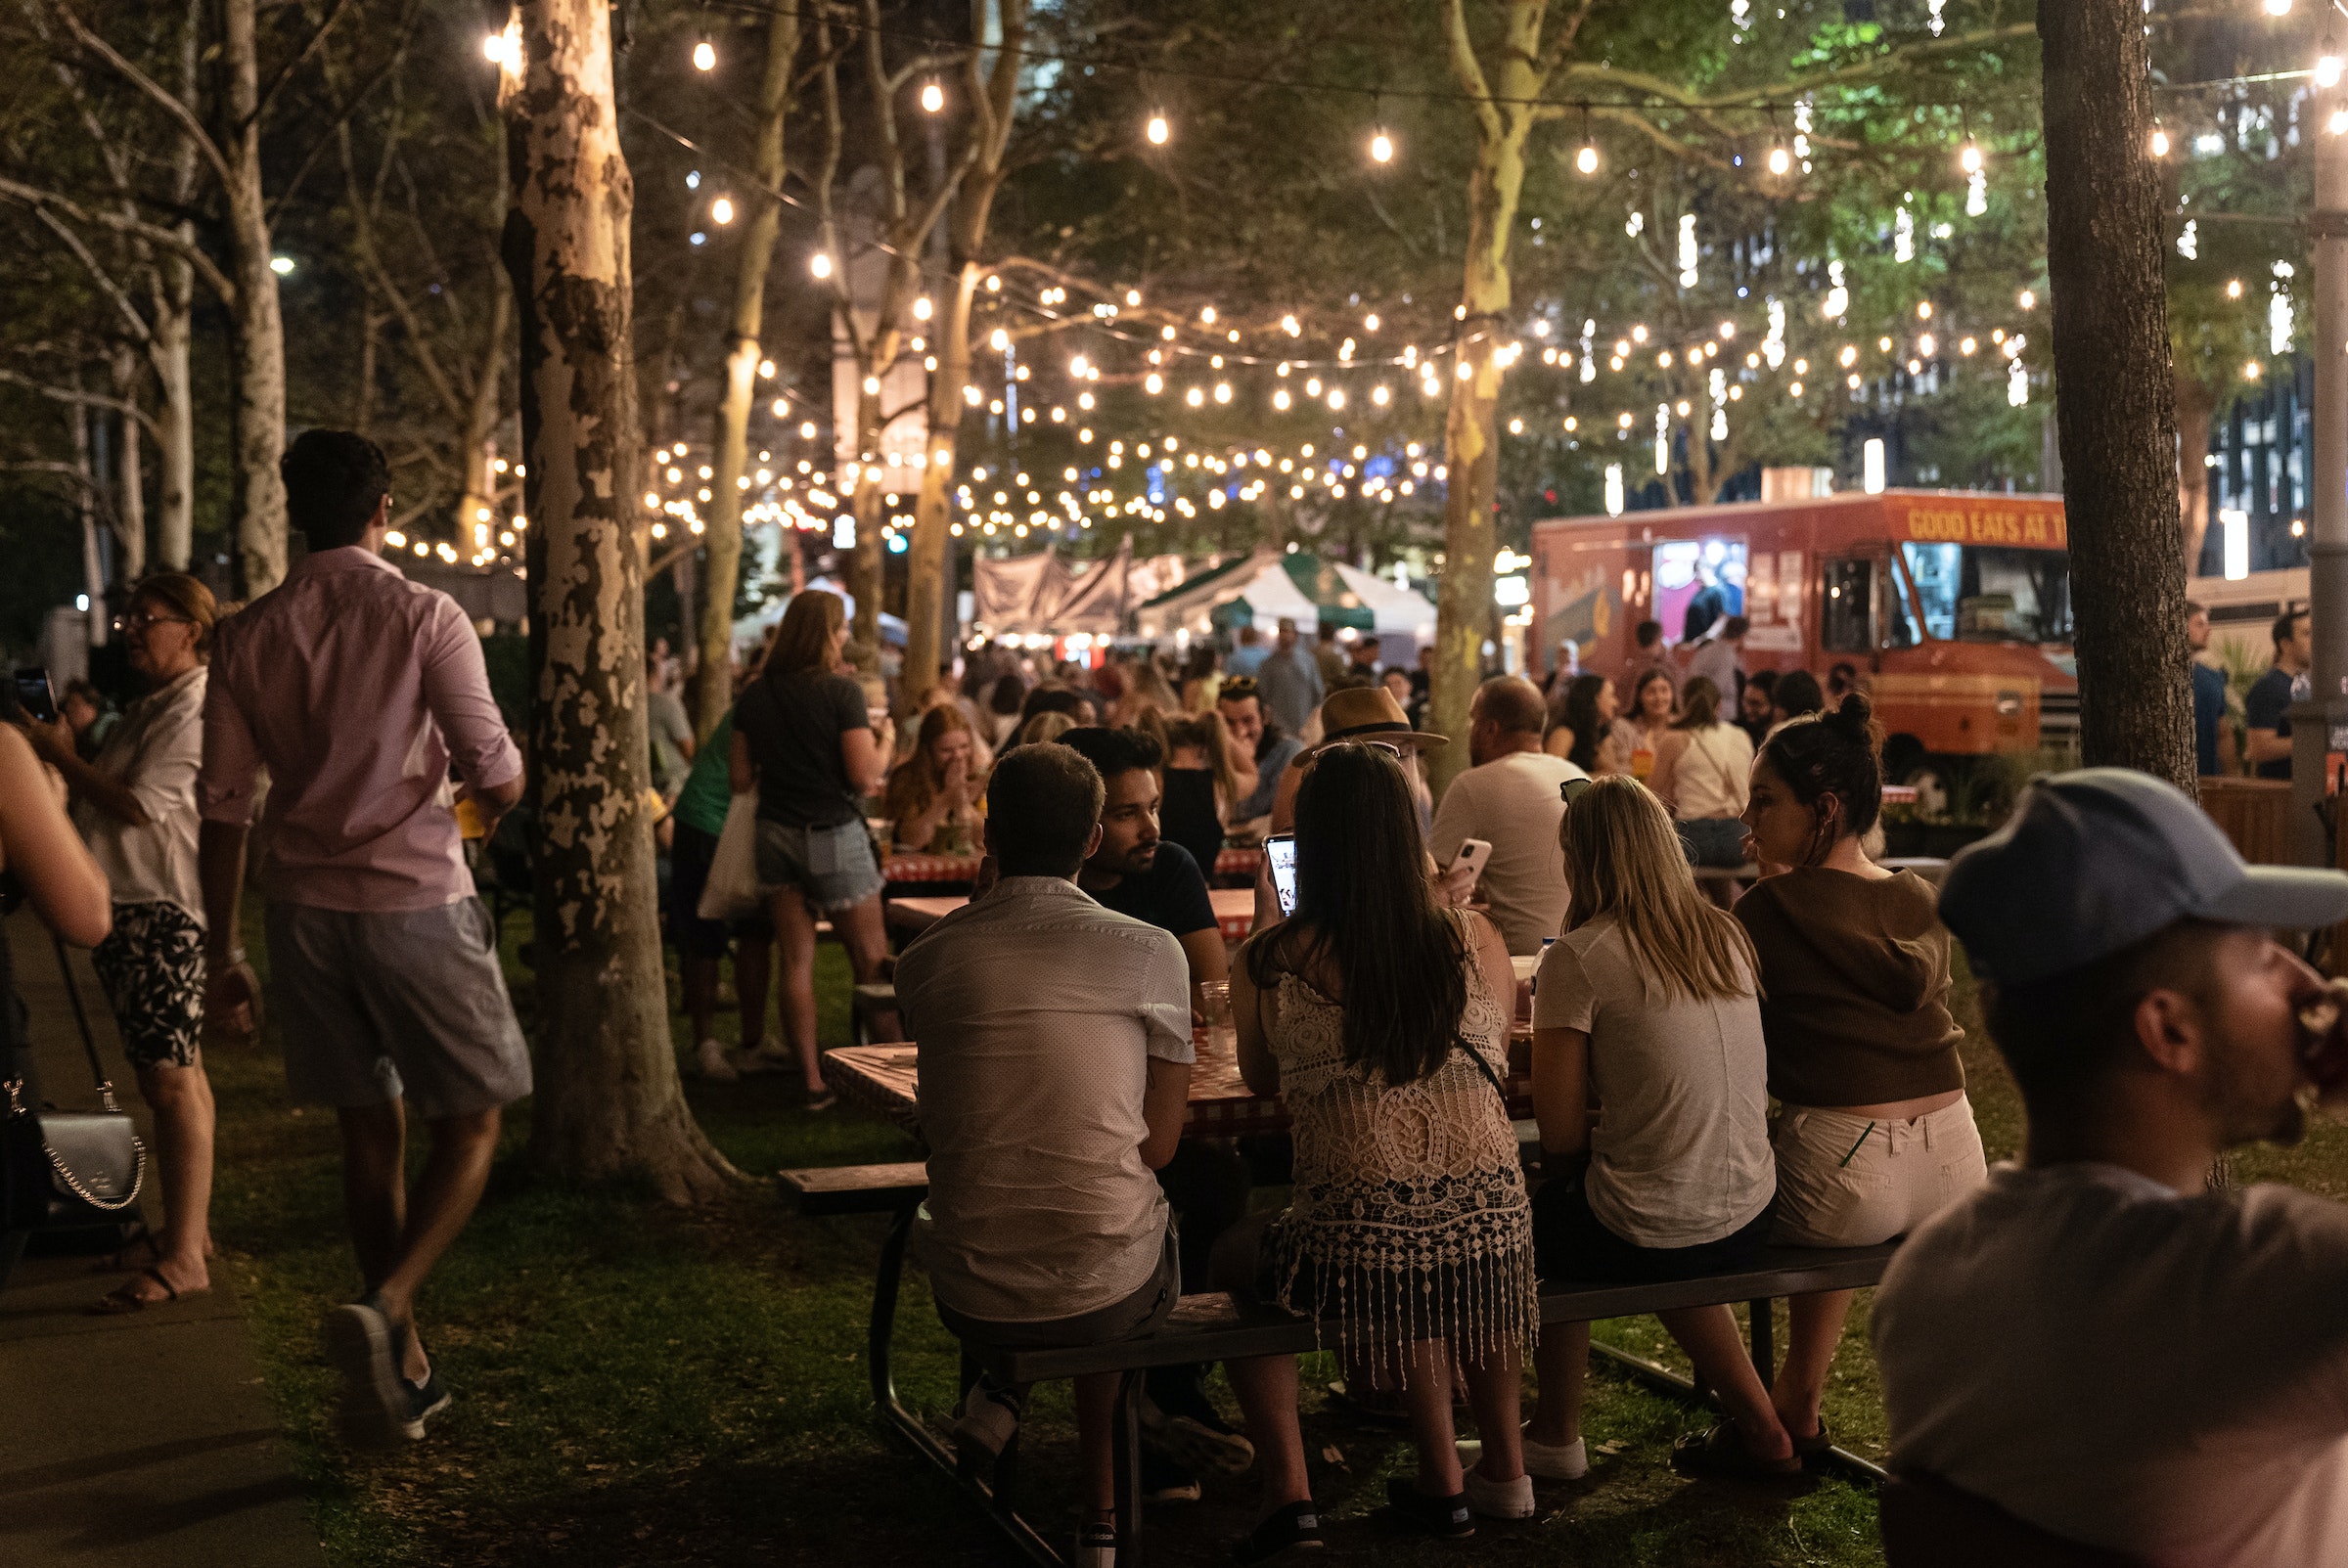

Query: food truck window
left=1821, top=558, right=1876, bottom=653
left=1901, top=543, right=2074, bottom=645
left=1885, top=553, right=1922, bottom=650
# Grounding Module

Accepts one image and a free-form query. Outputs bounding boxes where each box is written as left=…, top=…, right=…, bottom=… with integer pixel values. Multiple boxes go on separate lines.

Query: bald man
left=1429, top=676, right=1586, bottom=954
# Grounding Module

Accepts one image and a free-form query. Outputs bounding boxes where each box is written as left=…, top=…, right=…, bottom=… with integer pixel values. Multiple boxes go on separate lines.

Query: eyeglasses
left=1558, top=777, right=1596, bottom=804
left=113, top=611, right=194, bottom=633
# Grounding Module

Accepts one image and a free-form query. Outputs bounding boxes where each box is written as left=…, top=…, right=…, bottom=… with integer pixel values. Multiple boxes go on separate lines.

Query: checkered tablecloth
left=1215, top=846, right=1264, bottom=879
left=880, top=852, right=983, bottom=883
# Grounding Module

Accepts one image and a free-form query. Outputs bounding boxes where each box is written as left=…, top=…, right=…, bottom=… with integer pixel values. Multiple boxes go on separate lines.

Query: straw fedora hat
left=1304, top=685, right=1450, bottom=756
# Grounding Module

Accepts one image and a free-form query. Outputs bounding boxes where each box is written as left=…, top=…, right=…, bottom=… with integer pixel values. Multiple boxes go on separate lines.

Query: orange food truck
left=1528, top=489, right=2076, bottom=779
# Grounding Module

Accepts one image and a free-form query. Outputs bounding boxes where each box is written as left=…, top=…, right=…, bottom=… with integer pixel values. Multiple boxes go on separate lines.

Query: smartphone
left=13, top=667, right=57, bottom=725
left=1446, top=837, right=1494, bottom=885
left=1266, top=831, right=1299, bottom=917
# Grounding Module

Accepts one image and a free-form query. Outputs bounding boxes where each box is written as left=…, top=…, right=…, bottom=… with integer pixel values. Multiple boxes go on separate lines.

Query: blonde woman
left=1517, top=776, right=1789, bottom=1479
left=1011, top=708, right=1077, bottom=748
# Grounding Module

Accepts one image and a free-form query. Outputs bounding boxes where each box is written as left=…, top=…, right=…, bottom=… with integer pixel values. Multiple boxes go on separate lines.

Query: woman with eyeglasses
left=1213, top=742, right=1535, bottom=1558
left=21, top=574, right=229, bottom=1313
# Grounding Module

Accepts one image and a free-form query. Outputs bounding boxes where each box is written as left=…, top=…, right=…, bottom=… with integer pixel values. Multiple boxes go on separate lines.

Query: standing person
left=896, top=743, right=1192, bottom=1568
left=199, top=429, right=529, bottom=1448
left=2188, top=601, right=2235, bottom=778
left=1878, top=769, right=2348, bottom=1564
left=23, top=575, right=223, bottom=1312
left=1615, top=668, right=1677, bottom=782
left=1344, top=635, right=1380, bottom=686
left=1686, top=615, right=1744, bottom=706
left=1380, top=668, right=1419, bottom=728
left=1215, top=677, right=1302, bottom=836
left=1733, top=694, right=1987, bottom=1460
left=730, top=589, right=892, bottom=1108
left=644, top=650, right=696, bottom=799
left=883, top=704, right=984, bottom=855
left=1624, top=620, right=1665, bottom=690
left=1226, top=623, right=1270, bottom=679
left=1256, top=618, right=1325, bottom=738
left=667, top=700, right=774, bottom=1084
left=1428, top=677, right=1581, bottom=955
left=1311, top=624, right=1347, bottom=691
left=1736, top=670, right=1778, bottom=751
left=1768, top=668, right=1825, bottom=737
left=1648, top=676, right=1756, bottom=869
left=2245, top=607, right=2309, bottom=782
left=1683, top=570, right=1729, bottom=645
left=1216, top=743, right=1535, bottom=1557
left=1547, top=674, right=1629, bottom=776
left=1514, top=776, right=1784, bottom=1480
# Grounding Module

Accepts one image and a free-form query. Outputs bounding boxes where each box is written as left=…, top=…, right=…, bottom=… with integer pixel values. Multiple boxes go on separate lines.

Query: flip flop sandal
left=1790, top=1415, right=1835, bottom=1466
left=1669, top=1421, right=1804, bottom=1481
left=90, top=1266, right=188, bottom=1316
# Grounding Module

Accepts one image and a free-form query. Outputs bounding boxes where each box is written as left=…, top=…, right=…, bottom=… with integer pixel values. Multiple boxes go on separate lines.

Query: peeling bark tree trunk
left=222, top=0, right=287, bottom=597
left=698, top=10, right=800, bottom=741
left=2041, top=0, right=2194, bottom=789
left=502, top=0, right=735, bottom=1202
left=2176, top=373, right=2215, bottom=578
left=112, top=345, right=145, bottom=582
left=151, top=264, right=194, bottom=568
left=457, top=124, right=515, bottom=551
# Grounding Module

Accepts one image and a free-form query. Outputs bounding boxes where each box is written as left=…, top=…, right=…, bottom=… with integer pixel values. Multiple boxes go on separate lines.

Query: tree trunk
left=698, top=10, right=800, bottom=741
left=74, top=399, right=107, bottom=647
left=502, top=0, right=734, bottom=1202
left=112, top=346, right=145, bottom=583
left=2176, top=372, right=2215, bottom=579
left=456, top=285, right=512, bottom=549
left=150, top=276, right=193, bottom=567
left=222, top=0, right=286, bottom=598
left=906, top=260, right=981, bottom=705
left=846, top=376, right=892, bottom=677
left=2040, top=0, right=2193, bottom=789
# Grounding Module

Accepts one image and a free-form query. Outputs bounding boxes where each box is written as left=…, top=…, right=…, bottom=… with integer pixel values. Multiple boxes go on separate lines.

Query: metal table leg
left=1747, top=1297, right=1776, bottom=1389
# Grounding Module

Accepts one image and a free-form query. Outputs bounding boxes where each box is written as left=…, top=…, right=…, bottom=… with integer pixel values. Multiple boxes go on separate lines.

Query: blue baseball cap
left=1938, top=768, right=2348, bottom=987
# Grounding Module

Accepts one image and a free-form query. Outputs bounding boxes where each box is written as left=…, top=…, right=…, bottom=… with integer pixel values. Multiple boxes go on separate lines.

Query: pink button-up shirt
left=199, top=547, right=523, bottom=913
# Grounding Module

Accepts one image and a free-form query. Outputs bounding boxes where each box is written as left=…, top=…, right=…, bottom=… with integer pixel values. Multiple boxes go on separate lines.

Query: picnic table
left=879, top=851, right=983, bottom=884
left=884, top=886, right=1259, bottom=943
left=1213, top=845, right=1262, bottom=878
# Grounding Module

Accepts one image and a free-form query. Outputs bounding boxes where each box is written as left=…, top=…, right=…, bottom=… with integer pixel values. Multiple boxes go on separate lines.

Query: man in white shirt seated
left=1428, top=676, right=1583, bottom=954
left=894, top=742, right=1195, bottom=1568
left=1876, top=768, right=2348, bottom=1566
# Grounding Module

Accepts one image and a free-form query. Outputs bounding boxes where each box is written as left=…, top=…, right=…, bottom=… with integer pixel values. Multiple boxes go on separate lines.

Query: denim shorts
left=754, top=818, right=885, bottom=912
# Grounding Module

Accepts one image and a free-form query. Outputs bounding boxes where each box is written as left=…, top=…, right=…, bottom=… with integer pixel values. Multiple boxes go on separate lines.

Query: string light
left=810, top=251, right=833, bottom=280
left=2149, top=125, right=2170, bottom=157
left=710, top=197, right=735, bottom=225
left=1146, top=111, right=1170, bottom=146
left=693, top=38, right=716, bottom=71
left=1370, top=126, right=1395, bottom=163
left=921, top=78, right=944, bottom=112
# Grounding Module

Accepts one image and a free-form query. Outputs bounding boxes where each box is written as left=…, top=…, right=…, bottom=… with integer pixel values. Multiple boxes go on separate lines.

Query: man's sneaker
left=324, top=1295, right=409, bottom=1452
left=1377, top=1476, right=1473, bottom=1539
left=1463, top=1463, right=1535, bottom=1520
left=695, top=1038, right=740, bottom=1083
left=1140, top=1392, right=1256, bottom=1476
left=1230, top=1501, right=1325, bottom=1564
left=950, top=1377, right=1023, bottom=1466
left=1457, top=1431, right=1589, bottom=1481
left=1140, top=1449, right=1201, bottom=1503
left=1073, top=1517, right=1118, bottom=1568
left=399, top=1371, right=452, bottom=1441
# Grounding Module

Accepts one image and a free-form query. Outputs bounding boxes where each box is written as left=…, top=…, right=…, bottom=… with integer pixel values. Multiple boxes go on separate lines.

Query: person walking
left=729, top=589, right=892, bottom=1105
left=1215, top=742, right=1535, bottom=1558
left=24, top=574, right=224, bottom=1312
left=1733, top=694, right=1987, bottom=1462
left=1513, top=776, right=1784, bottom=1479
left=1648, top=676, right=1756, bottom=868
left=1255, top=618, right=1325, bottom=738
left=2245, top=607, right=2309, bottom=781
left=199, top=429, right=530, bottom=1449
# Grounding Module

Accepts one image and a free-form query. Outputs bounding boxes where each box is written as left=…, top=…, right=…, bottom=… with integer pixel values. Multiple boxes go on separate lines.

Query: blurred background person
left=1647, top=676, right=1756, bottom=869
left=1547, top=675, right=1629, bottom=777
left=1615, top=668, right=1677, bottom=783
left=668, top=697, right=775, bottom=1084
left=884, top=704, right=986, bottom=856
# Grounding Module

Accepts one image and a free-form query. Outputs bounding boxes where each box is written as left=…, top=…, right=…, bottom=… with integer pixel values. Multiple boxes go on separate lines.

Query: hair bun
left=1829, top=691, right=1872, bottom=728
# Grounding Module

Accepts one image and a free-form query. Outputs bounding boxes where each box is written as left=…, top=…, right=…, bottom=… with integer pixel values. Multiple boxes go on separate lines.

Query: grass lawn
left=203, top=905, right=2348, bottom=1567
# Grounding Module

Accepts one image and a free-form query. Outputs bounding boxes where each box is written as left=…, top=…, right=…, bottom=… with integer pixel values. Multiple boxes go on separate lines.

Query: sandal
left=1669, top=1421, right=1803, bottom=1481
left=90, top=1265, right=202, bottom=1316
left=1789, top=1414, right=1835, bottom=1467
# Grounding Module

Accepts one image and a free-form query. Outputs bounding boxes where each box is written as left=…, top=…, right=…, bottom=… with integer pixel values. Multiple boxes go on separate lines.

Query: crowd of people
left=10, top=426, right=2348, bottom=1568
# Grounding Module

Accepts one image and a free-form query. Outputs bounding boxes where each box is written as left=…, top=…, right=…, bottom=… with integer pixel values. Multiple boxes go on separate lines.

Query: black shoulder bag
left=2, top=935, right=146, bottom=1232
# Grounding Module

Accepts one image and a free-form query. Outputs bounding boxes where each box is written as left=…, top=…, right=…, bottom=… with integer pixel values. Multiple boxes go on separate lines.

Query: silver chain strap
left=43, top=1132, right=146, bottom=1212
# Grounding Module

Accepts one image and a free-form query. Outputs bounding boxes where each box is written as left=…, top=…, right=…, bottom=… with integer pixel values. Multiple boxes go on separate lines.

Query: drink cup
left=1197, top=980, right=1237, bottom=1062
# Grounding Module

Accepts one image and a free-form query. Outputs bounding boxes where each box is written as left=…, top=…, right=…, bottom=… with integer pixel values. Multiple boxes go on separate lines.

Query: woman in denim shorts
left=729, top=590, right=891, bottom=1108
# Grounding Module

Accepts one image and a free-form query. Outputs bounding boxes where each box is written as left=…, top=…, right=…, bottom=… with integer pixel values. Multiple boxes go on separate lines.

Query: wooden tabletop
left=885, top=885, right=1259, bottom=941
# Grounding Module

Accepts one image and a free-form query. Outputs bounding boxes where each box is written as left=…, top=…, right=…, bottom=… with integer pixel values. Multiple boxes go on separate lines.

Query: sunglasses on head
left=1558, top=777, right=1596, bottom=804
left=1219, top=676, right=1259, bottom=699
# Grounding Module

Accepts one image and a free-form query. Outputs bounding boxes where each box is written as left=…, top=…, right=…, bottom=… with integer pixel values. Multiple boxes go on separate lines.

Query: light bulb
left=2266, top=0, right=2292, bottom=14
left=2333, top=107, right=2348, bottom=135
left=1768, top=145, right=1791, bottom=175
left=693, top=38, right=715, bottom=70
left=2149, top=127, right=2170, bottom=157
left=810, top=251, right=833, bottom=280
left=1370, top=129, right=1394, bottom=163
left=1959, top=141, right=1983, bottom=173
left=921, top=80, right=943, bottom=112
left=710, top=197, right=735, bottom=225
left=1146, top=112, right=1169, bottom=146
left=482, top=32, right=507, bottom=64
left=2321, top=55, right=2344, bottom=88
left=1577, top=143, right=1599, bottom=175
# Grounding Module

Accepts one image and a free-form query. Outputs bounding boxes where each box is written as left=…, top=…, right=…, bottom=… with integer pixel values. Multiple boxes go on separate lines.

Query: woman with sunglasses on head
left=1731, top=694, right=1985, bottom=1465
left=21, top=574, right=232, bottom=1312
left=1214, top=742, right=1535, bottom=1558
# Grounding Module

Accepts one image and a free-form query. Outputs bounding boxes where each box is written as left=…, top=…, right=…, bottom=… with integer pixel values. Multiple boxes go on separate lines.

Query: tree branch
left=0, top=369, right=158, bottom=434
left=1443, top=0, right=1505, bottom=147
left=0, top=178, right=235, bottom=301
left=49, top=1, right=232, bottom=190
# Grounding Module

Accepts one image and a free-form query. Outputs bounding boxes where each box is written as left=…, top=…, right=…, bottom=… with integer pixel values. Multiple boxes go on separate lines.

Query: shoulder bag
left=1, top=934, right=146, bottom=1232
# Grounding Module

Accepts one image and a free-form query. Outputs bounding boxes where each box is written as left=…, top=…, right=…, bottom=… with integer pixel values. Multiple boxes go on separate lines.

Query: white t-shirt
left=75, top=665, right=207, bottom=924
left=1429, top=748, right=1584, bottom=956
left=1670, top=721, right=1755, bottom=822
left=1531, top=916, right=1774, bottom=1247
left=896, top=876, right=1194, bottom=1323
left=1875, top=1162, right=2348, bottom=1565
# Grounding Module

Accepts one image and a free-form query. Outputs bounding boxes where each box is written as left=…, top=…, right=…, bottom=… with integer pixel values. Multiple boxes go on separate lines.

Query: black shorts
left=1532, top=1175, right=1772, bottom=1286
left=668, top=823, right=774, bottom=960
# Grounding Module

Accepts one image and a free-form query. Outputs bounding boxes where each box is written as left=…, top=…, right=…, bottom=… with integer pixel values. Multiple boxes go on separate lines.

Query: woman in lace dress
left=1215, top=742, right=1536, bottom=1561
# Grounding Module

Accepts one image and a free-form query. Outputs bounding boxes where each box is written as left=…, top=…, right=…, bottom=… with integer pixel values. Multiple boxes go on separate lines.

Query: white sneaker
left=695, top=1039, right=740, bottom=1083
left=1457, top=1431, right=1589, bottom=1482
left=1463, top=1463, right=1535, bottom=1520
left=951, top=1378, right=1023, bottom=1463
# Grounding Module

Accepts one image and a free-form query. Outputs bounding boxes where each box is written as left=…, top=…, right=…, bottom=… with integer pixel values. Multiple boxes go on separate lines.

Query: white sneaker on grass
left=1456, top=1431, right=1589, bottom=1482
left=695, top=1039, right=740, bottom=1083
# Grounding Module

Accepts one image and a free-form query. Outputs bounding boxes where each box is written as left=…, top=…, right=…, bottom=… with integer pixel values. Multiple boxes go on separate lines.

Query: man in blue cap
left=1874, top=767, right=2348, bottom=1565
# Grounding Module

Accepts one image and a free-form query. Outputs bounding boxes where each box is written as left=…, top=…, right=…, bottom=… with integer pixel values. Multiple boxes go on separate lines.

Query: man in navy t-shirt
left=2244, top=608, right=2310, bottom=782
left=2188, top=602, right=2232, bottom=779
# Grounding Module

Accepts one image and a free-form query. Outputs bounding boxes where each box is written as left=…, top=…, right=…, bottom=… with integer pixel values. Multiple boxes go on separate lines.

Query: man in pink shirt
left=199, top=429, right=528, bottom=1450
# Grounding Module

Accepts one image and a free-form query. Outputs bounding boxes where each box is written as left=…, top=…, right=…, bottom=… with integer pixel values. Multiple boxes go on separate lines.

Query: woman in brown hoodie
left=1730, top=693, right=1987, bottom=1468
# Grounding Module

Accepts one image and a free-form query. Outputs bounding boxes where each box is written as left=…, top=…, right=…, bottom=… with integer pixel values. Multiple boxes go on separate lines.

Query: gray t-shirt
left=1429, top=748, right=1583, bottom=955
left=1532, top=915, right=1775, bottom=1247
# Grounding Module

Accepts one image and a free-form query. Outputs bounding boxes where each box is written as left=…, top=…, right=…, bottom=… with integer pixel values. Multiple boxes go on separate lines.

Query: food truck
left=1529, top=489, right=2077, bottom=777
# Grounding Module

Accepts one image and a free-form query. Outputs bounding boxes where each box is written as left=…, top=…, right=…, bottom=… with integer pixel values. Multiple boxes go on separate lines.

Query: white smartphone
left=1266, top=831, right=1299, bottom=916
left=1446, top=837, right=1494, bottom=885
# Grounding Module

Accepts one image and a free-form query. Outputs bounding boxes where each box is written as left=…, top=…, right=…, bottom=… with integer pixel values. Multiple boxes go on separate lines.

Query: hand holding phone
left=14, top=667, right=58, bottom=725
left=1265, top=831, right=1298, bottom=917
left=1437, top=837, right=1492, bottom=906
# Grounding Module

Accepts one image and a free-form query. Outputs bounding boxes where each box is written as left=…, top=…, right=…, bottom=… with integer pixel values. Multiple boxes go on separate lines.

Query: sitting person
left=1546, top=674, right=1630, bottom=777
left=1011, top=708, right=1078, bottom=748
left=1516, top=777, right=1784, bottom=1480
left=882, top=703, right=984, bottom=854
left=1057, top=727, right=1228, bottom=991
left=1161, top=712, right=1253, bottom=876
left=1427, top=675, right=1580, bottom=955
left=1215, top=742, right=1534, bottom=1559
left=1213, top=676, right=1302, bottom=837
left=1882, top=769, right=2348, bottom=1564
left=1734, top=694, right=1986, bottom=1461
left=1646, top=675, right=1755, bottom=869
left=894, top=743, right=1193, bottom=1568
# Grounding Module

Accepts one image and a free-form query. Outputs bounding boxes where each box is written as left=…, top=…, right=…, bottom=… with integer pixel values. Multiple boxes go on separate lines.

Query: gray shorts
left=266, top=898, right=533, bottom=1119
left=754, top=819, right=885, bottom=912
left=932, top=1222, right=1182, bottom=1350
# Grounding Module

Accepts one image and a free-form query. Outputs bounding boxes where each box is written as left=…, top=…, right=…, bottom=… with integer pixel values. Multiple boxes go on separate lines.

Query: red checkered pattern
left=880, top=853, right=984, bottom=883
left=1215, top=847, right=1264, bottom=878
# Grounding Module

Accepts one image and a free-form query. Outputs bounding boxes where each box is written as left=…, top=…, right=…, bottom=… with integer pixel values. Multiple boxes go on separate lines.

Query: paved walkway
left=1, top=912, right=323, bottom=1568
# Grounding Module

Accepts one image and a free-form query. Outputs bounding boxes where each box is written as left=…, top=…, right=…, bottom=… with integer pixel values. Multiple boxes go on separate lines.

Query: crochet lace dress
left=1259, top=952, right=1537, bottom=1362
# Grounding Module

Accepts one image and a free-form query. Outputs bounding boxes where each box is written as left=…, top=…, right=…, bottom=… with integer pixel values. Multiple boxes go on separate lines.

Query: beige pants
left=1770, top=1094, right=1988, bottom=1247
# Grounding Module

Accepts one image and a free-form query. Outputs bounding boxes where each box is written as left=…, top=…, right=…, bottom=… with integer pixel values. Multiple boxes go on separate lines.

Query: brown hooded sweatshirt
left=1732, top=868, right=1965, bottom=1108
